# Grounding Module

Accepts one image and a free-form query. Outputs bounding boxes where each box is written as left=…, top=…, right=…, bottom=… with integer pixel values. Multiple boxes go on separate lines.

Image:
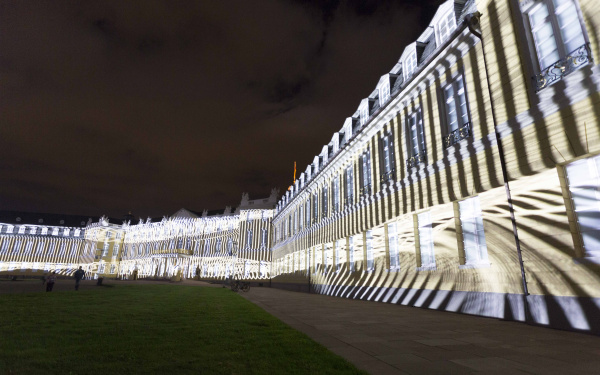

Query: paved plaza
left=241, top=287, right=600, bottom=375
left=2, top=278, right=600, bottom=374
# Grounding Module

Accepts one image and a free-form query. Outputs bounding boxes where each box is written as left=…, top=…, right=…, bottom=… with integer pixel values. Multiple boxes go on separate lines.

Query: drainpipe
left=465, top=12, right=531, bottom=322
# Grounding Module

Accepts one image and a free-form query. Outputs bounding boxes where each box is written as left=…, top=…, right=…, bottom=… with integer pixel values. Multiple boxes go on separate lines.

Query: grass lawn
left=0, top=284, right=367, bottom=374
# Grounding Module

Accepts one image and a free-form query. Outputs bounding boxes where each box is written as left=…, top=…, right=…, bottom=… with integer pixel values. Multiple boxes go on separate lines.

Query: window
left=379, top=78, right=391, bottom=106
left=442, top=74, right=471, bottom=148
left=110, top=264, right=116, bottom=274
left=406, top=107, right=426, bottom=168
left=417, top=212, right=436, bottom=269
left=349, top=236, right=355, bottom=272
left=102, top=241, right=110, bottom=256
left=379, top=131, right=396, bottom=184
left=388, top=222, right=400, bottom=270
left=458, top=196, right=490, bottom=267
left=216, top=238, right=222, bottom=254
left=41, top=227, right=48, bottom=235
left=404, top=51, right=418, bottom=79
left=260, top=261, right=267, bottom=278
left=322, top=186, right=328, bottom=217
left=112, top=244, right=119, bottom=257
left=30, top=227, right=37, bottom=235
left=24, top=241, right=33, bottom=255
left=18, top=226, right=25, bottom=234
left=522, top=0, right=590, bottom=90
left=305, top=248, right=311, bottom=274
left=333, top=177, right=340, bottom=213
left=360, top=150, right=372, bottom=196
left=261, top=229, right=268, bottom=249
left=323, top=244, right=329, bottom=273
left=52, top=228, right=59, bottom=236
left=344, top=165, right=354, bottom=206
left=315, top=246, right=322, bottom=273
left=313, top=193, right=319, bottom=222
left=436, top=10, right=456, bottom=44
left=565, top=155, right=600, bottom=258
left=334, top=240, right=341, bottom=272
left=204, top=239, right=210, bottom=256
left=305, top=200, right=311, bottom=227
left=227, top=238, right=233, bottom=255
left=365, top=230, right=374, bottom=271
left=246, top=230, right=253, bottom=249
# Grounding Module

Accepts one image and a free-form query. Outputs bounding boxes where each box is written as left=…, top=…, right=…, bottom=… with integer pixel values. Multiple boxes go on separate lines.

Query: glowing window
left=417, top=212, right=436, bottom=269
left=365, top=230, right=374, bottom=271
left=349, top=236, right=355, bottom=272
left=565, top=155, right=600, bottom=258
left=388, top=222, right=400, bottom=270
left=334, top=239, right=341, bottom=272
left=459, top=196, right=489, bottom=267
left=345, top=165, right=354, bottom=205
left=247, top=230, right=253, bottom=249
left=407, top=107, right=425, bottom=159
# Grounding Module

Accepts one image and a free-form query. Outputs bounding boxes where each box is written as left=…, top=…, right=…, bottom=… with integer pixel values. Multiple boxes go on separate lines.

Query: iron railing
left=360, top=184, right=371, bottom=197
left=406, top=151, right=426, bottom=169
left=534, top=44, right=592, bottom=92
left=380, top=169, right=396, bottom=185
left=443, top=122, right=471, bottom=149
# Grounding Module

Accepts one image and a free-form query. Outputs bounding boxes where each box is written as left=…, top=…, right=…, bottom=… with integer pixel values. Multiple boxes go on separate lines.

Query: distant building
left=0, top=190, right=277, bottom=281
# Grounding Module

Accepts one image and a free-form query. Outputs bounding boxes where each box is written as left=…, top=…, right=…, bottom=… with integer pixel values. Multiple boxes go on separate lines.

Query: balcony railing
left=443, top=122, right=471, bottom=149
left=534, top=44, right=591, bottom=92
left=406, top=151, right=426, bottom=169
left=360, top=184, right=371, bottom=197
left=380, top=169, right=396, bottom=185
left=346, top=194, right=354, bottom=206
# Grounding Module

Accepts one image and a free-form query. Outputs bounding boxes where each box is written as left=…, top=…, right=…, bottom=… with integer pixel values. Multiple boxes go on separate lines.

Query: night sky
left=1, top=0, right=441, bottom=219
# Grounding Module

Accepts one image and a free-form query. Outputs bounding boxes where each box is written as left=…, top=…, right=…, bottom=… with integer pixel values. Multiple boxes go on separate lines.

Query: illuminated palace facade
left=0, top=191, right=278, bottom=282
left=2, top=0, right=600, bottom=334
left=271, top=0, right=600, bottom=334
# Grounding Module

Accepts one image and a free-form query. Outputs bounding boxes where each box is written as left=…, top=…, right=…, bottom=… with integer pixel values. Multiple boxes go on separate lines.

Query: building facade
left=271, top=0, right=600, bottom=334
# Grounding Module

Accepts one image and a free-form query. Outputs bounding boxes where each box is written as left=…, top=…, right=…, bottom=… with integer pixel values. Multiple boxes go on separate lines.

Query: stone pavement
left=241, top=287, right=600, bottom=375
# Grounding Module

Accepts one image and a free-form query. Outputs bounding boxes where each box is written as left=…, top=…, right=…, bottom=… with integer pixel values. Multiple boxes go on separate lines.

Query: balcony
left=443, top=123, right=471, bottom=149
left=380, top=169, right=396, bottom=185
left=406, top=151, right=426, bottom=169
left=534, top=44, right=591, bottom=92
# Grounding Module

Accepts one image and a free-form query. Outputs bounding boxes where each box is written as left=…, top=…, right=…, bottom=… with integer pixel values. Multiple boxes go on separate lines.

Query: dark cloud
left=0, top=0, right=441, bottom=218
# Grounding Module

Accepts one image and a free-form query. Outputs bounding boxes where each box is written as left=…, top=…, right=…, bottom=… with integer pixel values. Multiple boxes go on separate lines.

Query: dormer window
left=379, top=79, right=391, bottom=106
left=436, top=10, right=456, bottom=44
left=359, top=102, right=369, bottom=125
left=404, top=51, right=418, bottom=80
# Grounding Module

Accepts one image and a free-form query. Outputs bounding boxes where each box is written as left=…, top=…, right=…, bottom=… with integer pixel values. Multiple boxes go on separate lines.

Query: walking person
left=46, top=271, right=57, bottom=292
left=74, top=266, right=85, bottom=291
